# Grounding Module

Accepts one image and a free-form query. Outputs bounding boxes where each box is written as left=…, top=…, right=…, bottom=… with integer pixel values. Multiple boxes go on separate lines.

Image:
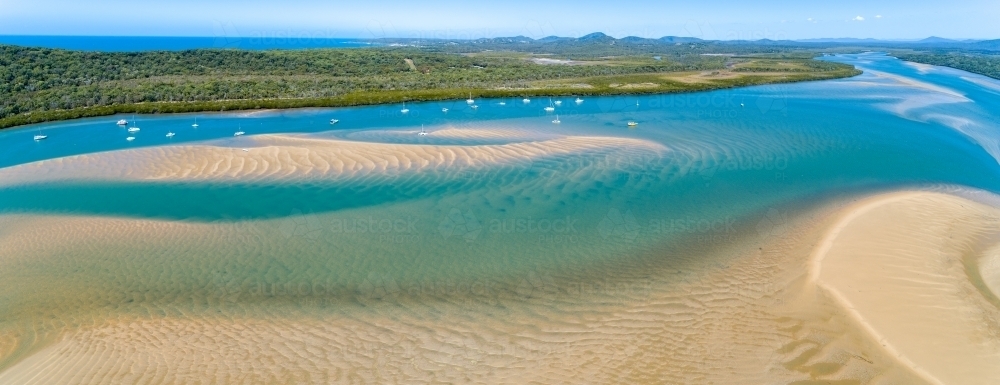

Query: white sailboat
left=575, top=97, right=584, bottom=104
left=544, top=98, right=555, bottom=112
left=627, top=121, right=638, bottom=127
left=471, top=104, right=478, bottom=109
left=401, top=102, right=409, bottom=114
left=442, top=107, right=449, bottom=113
left=552, top=115, right=561, bottom=124
left=499, top=100, right=506, bottom=106
left=554, top=100, right=562, bottom=106
left=522, top=97, right=531, bottom=103
left=127, top=115, right=140, bottom=133
left=116, top=119, right=128, bottom=126
left=126, top=136, right=135, bottom=141
left=166, top=132, right=175, bottom=138
left=33, top=127, right=46, bottom=141
left=192, top=117, right=199, bottom=128
left=330, top=119, right=339, bottom=124
left=418, top=125, right=428, bottom=136
left=234, top=124, right=245, bottom=136
left=466, top=93, right=475, bottom=104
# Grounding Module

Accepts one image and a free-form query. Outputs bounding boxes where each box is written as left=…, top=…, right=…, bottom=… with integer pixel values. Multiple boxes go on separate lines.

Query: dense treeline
left=0, top=45, right=718, bottom=121
left=0, top=42, right=860, bottom=129
left=892, top=52, right=1000, bottom=80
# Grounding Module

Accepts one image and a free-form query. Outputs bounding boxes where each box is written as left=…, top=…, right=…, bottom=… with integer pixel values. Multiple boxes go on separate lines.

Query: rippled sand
left=812, top=192, right=1000, bottom=384
left=5, top=190, right=997, bottom=383
left=1, top=125, right=998, bottom=383
left=0, top=132, right=665, bottom=187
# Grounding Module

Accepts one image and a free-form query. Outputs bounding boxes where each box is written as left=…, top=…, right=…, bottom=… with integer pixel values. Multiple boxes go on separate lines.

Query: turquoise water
left=2, top=53, right=1000, bottom=381
left=0, top=52, right=997, bottom=292
left=3, top=54, right=1000, bottom=224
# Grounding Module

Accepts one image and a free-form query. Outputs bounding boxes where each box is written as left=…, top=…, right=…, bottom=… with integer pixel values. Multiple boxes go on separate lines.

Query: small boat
left=740, top=98, right=745, bottom=108
left=575, top=98, right=584, bottom=104
left=166, top=132, right=175, bottom=138
left=466, top=93, right=475, bottom=104
left=442, top=108, right=449, bottom=113
left=33, top=134, right=47, bottom=141
left=471, top=104, right=478, bottom=109
left=242, top=148, right=249, bottom=152
left=544, top=99, right=555, bottom=112
left=330, top=119, right=339, bottom=124
left=499, top=101, right=506, bottom=106
left=522, top=98, right=531, bottom=103
left=116, top=119, right=128, bottom=126
left=234, top=131, right=245, bottom=137
left=627, top=121, right=638, bottom=127
left=128, top=115, right=140, bottom=132
left=418, top=125, right=428, bottom=136
left=401, top=102, right=409, bottom=114
left=192, top=117, right=199, bottom=128
left=126, top=136, right=135, bottom=141
left=552, top=115, right=561, bottom=124
left=554, top=100, right=562, bottom=106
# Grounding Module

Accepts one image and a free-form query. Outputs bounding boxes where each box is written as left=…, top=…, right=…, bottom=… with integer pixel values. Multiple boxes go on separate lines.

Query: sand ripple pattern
left=1, top=191, right=972, bottom=384
left=0, top=132, right=665, bottom=187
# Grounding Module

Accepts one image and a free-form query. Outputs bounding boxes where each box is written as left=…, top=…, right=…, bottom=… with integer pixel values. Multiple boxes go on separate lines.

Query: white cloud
left=853, top=15, right=865, bottom=21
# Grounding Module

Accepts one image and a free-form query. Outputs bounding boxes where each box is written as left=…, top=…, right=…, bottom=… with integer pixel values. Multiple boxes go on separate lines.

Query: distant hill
left=372, top=33, right=1000, bottom=53
left=919, top=36, right=960, bottom=43
left=659, top=36, right=703, bottom=43
left=577, top=32, right=615, bottom=43
left=796, top=38, right=887, bottom=43
left=970, top=39, right=1000, bottom=50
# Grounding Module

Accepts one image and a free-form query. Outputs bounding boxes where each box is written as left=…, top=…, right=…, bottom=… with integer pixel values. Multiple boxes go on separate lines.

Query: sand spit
left=0, top=132, right=666, bottom=187
left=866, top=70, right=969, bottom=100
left=812, top=192, right=1000, bottom=384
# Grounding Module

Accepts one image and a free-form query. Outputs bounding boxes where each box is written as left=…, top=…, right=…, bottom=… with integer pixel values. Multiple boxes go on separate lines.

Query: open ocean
left=0, top=35, right=376, bottom=51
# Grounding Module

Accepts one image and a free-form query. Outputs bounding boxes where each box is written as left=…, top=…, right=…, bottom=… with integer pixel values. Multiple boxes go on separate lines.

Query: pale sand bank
left=812, top=191, right=1000, bottom=384
left=1, top=190, right=998, bottom=383
left=0, top=132, right=665, bottom=186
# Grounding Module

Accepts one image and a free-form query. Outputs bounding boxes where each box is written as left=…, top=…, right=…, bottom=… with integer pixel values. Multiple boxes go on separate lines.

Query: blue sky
left=1, top=0, right=997, bottom=40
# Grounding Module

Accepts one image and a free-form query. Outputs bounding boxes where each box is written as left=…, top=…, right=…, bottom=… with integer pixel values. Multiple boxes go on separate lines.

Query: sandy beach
left=0, top=188, right=997, bottom=383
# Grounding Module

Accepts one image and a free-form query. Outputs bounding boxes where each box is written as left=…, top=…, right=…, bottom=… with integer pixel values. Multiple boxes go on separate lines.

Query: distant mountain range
left=378, top=32, right=1000, bottom=52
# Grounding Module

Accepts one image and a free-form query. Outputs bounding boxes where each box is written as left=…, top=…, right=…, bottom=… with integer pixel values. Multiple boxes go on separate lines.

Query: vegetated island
left=0, top=34, right=867, bottom=129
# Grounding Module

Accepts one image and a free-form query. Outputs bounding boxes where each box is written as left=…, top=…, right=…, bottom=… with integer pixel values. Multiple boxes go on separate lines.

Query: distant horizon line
left=0, top=33, right=995, bottom=42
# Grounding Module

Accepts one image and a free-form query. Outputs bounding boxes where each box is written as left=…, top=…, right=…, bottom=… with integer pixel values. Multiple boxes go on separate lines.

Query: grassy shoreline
left=0, top=68, right=860, bottom=130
